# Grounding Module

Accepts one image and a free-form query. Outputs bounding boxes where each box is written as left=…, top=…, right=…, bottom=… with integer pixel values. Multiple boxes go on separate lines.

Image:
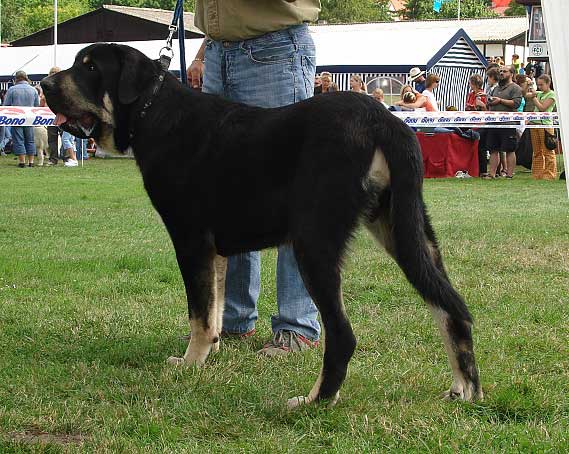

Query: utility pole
left=54, top=0, right=58, bottom=66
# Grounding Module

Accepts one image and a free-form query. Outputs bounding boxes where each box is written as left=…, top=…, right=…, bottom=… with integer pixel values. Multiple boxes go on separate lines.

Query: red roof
left=493, top=0, right=511, bottom=7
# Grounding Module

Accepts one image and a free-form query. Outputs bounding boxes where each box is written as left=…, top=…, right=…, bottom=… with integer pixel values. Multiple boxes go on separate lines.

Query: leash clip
left=159, top=48, right=173, bottom=71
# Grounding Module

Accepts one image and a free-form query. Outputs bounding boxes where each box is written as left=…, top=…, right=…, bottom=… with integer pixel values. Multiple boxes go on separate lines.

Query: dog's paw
left=441, top=383, right=483, bottom=402
left=287, top=396, right=310, bottom=410
left=167, top=356, right=185, bottom=366
left=286, top=392, right=339, bottom=410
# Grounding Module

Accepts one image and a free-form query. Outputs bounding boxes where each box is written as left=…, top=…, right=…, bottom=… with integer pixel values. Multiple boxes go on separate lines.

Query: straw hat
left=408, top=67, right=425, bottom=82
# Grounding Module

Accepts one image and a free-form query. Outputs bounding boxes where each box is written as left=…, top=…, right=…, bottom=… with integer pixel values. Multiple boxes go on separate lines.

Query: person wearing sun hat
left=408, top=67, right=426, bottom=94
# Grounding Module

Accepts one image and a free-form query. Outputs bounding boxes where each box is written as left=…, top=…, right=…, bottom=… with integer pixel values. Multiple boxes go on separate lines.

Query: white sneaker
left=64, top=159, right=78, bottom=167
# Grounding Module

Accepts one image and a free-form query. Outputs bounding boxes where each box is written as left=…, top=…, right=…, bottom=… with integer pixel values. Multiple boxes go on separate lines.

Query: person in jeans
left=41, top=67, right=62, bottom=166
left=187, top=0, right=321, bottom=356
left=3, top=71, right=39, bottom=168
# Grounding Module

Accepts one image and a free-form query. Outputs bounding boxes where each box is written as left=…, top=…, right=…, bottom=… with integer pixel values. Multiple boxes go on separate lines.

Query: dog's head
left=41, top=43, right=158, bottom=153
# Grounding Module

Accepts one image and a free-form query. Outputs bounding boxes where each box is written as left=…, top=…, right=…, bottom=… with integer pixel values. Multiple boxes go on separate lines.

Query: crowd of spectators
left=0, top=68, right=92, bottom=168
left=0, top=57, right=559, bottom=180
left=313, top=56, right=559, bottom=180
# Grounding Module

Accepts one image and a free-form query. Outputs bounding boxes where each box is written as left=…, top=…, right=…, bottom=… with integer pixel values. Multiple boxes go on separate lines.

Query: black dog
left=41, top=43, right=482, bottom=408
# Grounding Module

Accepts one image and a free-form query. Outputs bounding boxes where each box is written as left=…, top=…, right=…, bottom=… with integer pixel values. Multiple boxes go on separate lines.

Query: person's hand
left=187, top=59, right=204, bottom=89
left=487, top=97, right=501, bottom=106
left=475, top=97, right=486, bottom=108
left=525, top=91, right=536, bottom=99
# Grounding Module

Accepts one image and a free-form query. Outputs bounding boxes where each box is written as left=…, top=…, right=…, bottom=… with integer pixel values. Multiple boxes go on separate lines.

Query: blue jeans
left=11, top=126, right=36, bottom=156
left=202, top=24, right=320, bottom=340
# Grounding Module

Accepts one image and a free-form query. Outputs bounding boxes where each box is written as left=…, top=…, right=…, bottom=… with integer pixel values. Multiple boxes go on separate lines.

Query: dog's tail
left=373, top=112, right=472, bottom=323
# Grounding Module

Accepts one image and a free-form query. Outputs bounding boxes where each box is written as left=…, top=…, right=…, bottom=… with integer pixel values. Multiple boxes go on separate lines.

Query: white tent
left=0, top=39, right=204, bottom=84
left=542, top=0, right=569, bottom=193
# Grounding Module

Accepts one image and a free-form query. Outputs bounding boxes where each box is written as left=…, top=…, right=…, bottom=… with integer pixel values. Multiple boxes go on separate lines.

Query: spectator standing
left=526, top=74, right=557, bottom=179
left=320, top=71, right=338, bottom=93
left=314, top=74, right=322, bottom=94
left=0, top=93, right=4, bottom=156
left=371, top=88, right=389, bottom=108
left=3, top=71, right=39, bottom=168
left=511, top=54, right=520, bottom=73
left=61, top=131, right=79, bottom=167
left=465, top=74, right=488, bottom=111
left=349, top=75, right=366, bottom=94
left=41, top=67, right=62, bottom=166
left=465, top=74, right=488, bottom=177
left=186, top=0, right=321, bottom=355
left=484, top=65, right=523, bottom=179
left=408, top=67, right=426, bottom=94
left=534, top=61, right=544, bottom=78
left=422, top=74, right=440, bottom=111
left=514, top=74, right=527, bottom=112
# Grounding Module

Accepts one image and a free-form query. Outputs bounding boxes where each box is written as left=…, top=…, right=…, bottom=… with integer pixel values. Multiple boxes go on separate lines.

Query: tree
left=403, top=0, right=496, bottom=20
left=319, top=0, right=392, bottom=24
left=504, top=0, right=527, bottom=17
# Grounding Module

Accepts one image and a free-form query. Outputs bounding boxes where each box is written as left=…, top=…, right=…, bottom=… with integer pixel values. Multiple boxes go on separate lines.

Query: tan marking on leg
left=365, top=218, right=395, bottom=257
left=430, top=307, right=480, bottom=401
left=287, top=327, right=340, bottom=410
left=368, top=148, right=391, bottom=188
left=168, top=261, right=218, bottom=366
left=211, top=255, right=227, bottom=353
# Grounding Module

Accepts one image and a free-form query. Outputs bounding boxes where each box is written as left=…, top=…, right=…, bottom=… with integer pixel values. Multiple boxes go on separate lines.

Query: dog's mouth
left=53, top=112, right=98, bottom=137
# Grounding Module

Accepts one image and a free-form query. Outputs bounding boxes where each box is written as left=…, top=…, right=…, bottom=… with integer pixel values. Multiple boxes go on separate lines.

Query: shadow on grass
left=464, top=382, right=556, bottom=424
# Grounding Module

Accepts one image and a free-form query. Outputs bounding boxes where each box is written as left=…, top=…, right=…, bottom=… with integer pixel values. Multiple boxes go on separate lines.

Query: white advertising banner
left=0, top=107, right=559, bottom=128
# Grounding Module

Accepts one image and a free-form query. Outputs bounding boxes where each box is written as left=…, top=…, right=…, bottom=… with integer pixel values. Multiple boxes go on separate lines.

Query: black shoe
left=18, top=163, right=26, bottom=168
left=28, top=163, right=34, bottom=168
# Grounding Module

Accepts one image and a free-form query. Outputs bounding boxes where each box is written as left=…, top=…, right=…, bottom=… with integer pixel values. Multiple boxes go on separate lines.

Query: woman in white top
left=349, top=75, right=366, bottom=94
left=421, top=73, right=440, bottom=111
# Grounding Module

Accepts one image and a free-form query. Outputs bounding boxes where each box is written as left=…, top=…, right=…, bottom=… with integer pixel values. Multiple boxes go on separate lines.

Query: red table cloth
left=416, top=132, right=479, bottom=178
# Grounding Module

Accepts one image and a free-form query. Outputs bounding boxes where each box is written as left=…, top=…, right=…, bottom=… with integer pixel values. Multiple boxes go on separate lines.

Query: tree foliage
left=2, top=0, right=394, bottom=43
left=403, top=0, right=496, bottom=20
left=319, top=0, right=392, bottom=24
left=504, top=0, right=526, bottom=17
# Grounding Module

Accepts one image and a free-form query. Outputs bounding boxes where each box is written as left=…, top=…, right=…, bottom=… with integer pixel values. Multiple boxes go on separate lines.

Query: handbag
left=544, top=130, right=558, bottom=151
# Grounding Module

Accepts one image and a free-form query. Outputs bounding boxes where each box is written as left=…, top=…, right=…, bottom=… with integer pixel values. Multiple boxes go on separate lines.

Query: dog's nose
left=40, top=77, right=55, bottom=94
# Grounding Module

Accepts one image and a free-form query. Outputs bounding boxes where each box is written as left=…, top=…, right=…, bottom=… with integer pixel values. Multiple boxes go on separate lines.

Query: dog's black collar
left=129, top=55, right=171, bottom=141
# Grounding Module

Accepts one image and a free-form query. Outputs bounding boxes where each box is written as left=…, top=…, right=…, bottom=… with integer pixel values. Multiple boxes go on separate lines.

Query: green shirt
left=532, top=90, right=556, bottom=125
left=194, top=0, right=320, bottom=41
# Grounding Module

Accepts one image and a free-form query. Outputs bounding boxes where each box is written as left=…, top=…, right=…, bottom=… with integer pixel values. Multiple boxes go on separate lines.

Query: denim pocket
left=248, top=42, right=297, bottom=64
left=300, top=55, right=316, bottom=98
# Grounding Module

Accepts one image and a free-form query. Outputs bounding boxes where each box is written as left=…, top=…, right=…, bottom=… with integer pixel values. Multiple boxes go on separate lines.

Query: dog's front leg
left=167, top=237, right=219, bottom=366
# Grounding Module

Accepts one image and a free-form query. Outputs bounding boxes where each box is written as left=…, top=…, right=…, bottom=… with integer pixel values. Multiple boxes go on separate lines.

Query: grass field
left=1, top=156, right=568, bottom=453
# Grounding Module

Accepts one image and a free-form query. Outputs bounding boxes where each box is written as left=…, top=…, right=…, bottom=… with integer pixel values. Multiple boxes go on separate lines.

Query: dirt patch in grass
left=7, top=427, right=88, bottom=447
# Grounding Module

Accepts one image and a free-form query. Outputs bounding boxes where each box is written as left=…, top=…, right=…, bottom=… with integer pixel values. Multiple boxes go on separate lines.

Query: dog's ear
left=113, top=44, right=157, bottom=105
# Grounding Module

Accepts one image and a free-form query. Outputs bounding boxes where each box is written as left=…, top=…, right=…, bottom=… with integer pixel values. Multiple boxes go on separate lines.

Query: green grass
left=1, top=156, right=568, bottom=453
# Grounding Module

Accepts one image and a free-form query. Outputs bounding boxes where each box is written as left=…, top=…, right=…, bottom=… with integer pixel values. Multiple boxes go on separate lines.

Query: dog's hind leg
left=287, top=238, right=357, bottom=409
left=365, top=191, right=482, bottom=401
left=167, top=235, right=220, bottom=366
left=211, top=255, right=227, bottom=354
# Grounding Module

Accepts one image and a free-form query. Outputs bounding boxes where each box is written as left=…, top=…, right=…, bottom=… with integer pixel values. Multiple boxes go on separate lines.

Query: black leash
left=129, top=0, right=185, bottom=140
